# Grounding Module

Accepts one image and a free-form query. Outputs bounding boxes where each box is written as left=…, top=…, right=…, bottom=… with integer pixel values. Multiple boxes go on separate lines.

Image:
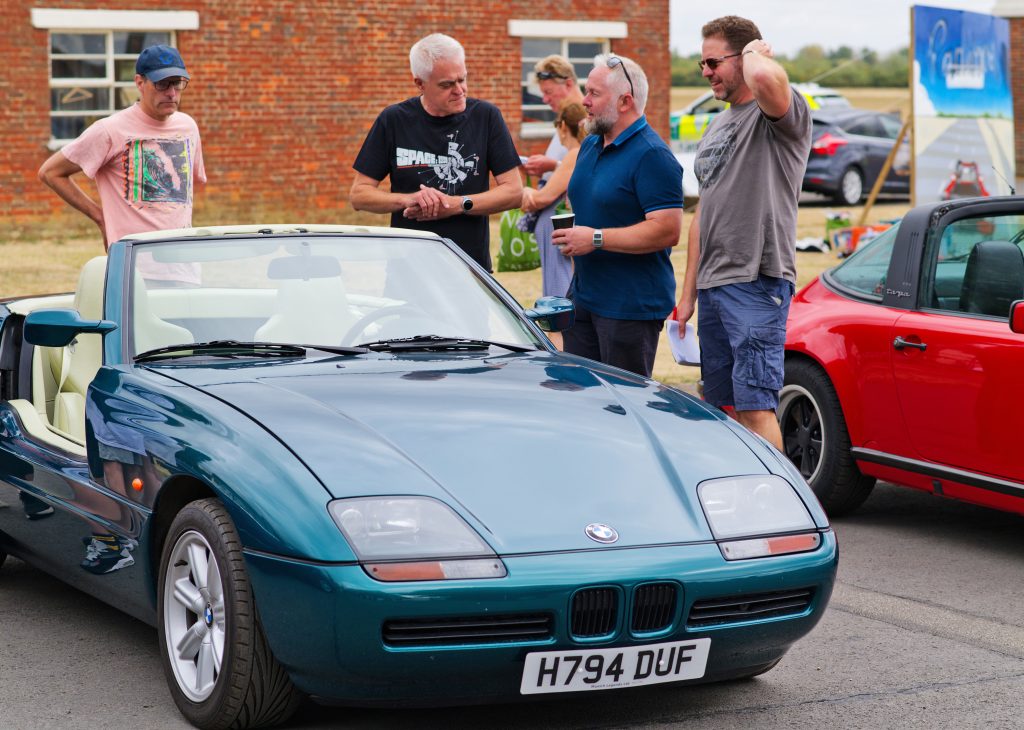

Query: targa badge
left=585, top=523, right=619, bottom=544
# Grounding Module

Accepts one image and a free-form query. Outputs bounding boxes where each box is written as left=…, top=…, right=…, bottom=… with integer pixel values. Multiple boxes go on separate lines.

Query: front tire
left=778, top=359, right=875, bottom=515
left=835, top=166, right=864, bottom=206
left=158, top=499, right=302, bottom=729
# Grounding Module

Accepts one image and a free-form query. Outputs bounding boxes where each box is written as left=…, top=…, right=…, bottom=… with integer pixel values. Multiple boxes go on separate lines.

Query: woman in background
left=521, top=102, right=587, bottom=300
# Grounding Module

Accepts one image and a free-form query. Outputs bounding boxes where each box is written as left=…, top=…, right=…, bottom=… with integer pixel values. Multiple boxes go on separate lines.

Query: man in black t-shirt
left=350, top=33, right=522, bottom=271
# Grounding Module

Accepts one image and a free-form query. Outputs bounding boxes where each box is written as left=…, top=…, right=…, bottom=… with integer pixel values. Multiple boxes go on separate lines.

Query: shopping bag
left=497, top=208, right=540, bottom=272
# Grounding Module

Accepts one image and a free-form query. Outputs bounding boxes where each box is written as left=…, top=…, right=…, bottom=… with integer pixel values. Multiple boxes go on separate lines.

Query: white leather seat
left=132, top=276, right=194, bottom=355
left=48, top=256, right=107, bottom=441
left=255, top=276, right=354, bottom=344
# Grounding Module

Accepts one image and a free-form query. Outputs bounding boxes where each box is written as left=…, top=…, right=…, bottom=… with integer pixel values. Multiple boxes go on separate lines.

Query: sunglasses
left=536, top=71, right=568, bottom=81
left=149, top=77, right=189, bottom=91
left=606, top=56, right=634, bottom=97
left=698, top=52, right=743, bottom=71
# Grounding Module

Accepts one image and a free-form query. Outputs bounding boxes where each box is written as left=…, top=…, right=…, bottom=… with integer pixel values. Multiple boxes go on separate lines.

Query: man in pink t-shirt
left=38, top=44, right=206, bottom=284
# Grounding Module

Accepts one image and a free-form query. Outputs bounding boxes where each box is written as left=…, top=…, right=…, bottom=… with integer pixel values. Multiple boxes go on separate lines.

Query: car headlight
left=328, top=496, right=507, bottom=581
left=698, top=476, right=820, bottom=560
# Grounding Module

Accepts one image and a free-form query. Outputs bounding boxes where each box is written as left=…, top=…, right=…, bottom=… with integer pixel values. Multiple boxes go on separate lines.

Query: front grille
left=571, top=587, right=618, bottom=638
left=632, top=582, right=678, bottom=633
left=686, top=588, right=815, bottom=628
left=382, top=614, right=552, bottom=647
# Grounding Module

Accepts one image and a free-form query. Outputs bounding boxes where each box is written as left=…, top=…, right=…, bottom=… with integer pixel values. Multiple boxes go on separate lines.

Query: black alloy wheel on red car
left=778, top=358, right=875, bottom=516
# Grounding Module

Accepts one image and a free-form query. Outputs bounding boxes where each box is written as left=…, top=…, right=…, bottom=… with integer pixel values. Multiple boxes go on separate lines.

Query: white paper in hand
left=667, top=320, right=700, bottom=366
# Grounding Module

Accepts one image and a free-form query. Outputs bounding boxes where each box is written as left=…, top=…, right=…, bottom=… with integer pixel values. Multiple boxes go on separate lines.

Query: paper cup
left=551, top=213, right=575, bottom=230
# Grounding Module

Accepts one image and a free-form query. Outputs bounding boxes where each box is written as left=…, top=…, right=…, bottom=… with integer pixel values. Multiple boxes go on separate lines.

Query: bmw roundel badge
left=585, top=523, right=619, bottom=544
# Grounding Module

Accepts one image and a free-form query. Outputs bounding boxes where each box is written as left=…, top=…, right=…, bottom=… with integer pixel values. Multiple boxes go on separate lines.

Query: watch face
left=462, top=197, right=473, bottom=211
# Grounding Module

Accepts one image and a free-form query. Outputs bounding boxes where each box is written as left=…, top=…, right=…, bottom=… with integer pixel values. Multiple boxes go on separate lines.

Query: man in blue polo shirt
left=552, top=54, right=683, bottom=377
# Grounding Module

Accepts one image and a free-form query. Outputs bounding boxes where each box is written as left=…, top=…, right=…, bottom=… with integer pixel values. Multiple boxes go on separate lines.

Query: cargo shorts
left=697, top=275, right=795, bottom=412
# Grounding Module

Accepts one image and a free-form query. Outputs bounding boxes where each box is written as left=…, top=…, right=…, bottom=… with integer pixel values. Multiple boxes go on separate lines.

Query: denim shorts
left=697, top=275, right=794, bottom=412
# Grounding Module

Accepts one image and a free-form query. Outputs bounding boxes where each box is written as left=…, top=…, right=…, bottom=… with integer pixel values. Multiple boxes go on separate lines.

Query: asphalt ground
left=2, top=481, right=1023, bottom=729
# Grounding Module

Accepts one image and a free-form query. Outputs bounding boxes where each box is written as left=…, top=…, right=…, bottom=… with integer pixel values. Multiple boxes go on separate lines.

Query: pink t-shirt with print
left=61, top=103, right=206, bottom=283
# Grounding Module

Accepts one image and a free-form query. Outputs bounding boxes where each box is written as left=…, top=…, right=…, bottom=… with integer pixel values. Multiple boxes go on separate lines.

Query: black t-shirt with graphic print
left=354, top=97, right=520, bottom=271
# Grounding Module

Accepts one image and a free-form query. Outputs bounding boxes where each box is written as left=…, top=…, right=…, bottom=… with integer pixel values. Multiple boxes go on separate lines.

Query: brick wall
left=1, top=1, right=671, bottom=227
left=1009, top=18, right=1024, bottom=175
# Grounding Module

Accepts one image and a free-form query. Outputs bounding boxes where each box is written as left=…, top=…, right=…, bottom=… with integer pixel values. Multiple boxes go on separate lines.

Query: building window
left=48, top=31, right=173, bottom=144
left=508, top=19, right=627, bottom=140
left=31, top=8, right=200, bottom=148
left=520, top=38, right=608, bottom=137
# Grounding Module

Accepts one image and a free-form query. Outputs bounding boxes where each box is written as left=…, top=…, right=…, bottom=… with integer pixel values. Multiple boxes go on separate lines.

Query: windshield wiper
left=134, top=340, right=367, bottom=362
left=356, top=335, right=535, bottom=353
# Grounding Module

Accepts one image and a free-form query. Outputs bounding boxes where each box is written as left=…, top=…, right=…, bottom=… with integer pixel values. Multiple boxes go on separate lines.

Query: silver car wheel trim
left=778, top=383, right=824, bottom=484
left=842, top=170, right=862, bottom=203
left=163, top=529, right=226, bottom=703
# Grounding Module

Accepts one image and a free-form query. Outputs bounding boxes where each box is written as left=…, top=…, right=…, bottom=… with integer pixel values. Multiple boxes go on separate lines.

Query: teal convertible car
left=0, top=226, right=836, bottom=728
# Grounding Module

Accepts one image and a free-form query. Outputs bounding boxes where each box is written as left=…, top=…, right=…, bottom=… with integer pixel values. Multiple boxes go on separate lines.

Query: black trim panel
left=852, top=448, right=1024, bottom=499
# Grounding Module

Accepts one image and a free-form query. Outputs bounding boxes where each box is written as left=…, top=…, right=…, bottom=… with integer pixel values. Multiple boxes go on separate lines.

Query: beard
left=584, top=106, right=618, bottom=136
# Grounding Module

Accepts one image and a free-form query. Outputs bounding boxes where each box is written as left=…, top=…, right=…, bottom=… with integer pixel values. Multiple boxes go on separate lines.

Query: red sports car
left=778, top=196, right=1024, bottom=515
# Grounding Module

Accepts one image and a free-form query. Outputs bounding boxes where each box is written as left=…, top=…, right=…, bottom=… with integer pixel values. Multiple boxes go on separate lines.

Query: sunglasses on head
left=697, top=52, right=743, bottom=71
left=536, top=71, right=568, bottom=81
left=606, top=56, right=634, bottom=97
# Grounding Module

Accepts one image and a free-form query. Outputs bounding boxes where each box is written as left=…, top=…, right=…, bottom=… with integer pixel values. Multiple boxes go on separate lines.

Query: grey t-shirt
left=694, top=91, right=811, bottom=288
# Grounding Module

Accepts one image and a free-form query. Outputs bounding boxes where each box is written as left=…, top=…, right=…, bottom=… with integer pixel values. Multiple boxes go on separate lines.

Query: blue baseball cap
left=135, top=44, right=190, bottom=82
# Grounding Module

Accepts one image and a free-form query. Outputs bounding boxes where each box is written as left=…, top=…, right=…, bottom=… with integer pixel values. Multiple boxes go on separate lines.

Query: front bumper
left=245, top=534, right=837, bottom=705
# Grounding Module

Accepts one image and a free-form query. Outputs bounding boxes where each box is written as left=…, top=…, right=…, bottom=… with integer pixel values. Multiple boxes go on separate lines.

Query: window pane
left=523, top=107, right=556, bottom=124
left=933, top=216, right=1024, bottom=315
left=50, top=87, right=111, bottom=112
left=522, top=87, right=543, bottom=105
left=522, top=62, right=536, bottom=83
left=522, top=38, right=560, bottom=58
left=52, top=33, right=105, bottom=55
left=116, top=86, right=141, bottom=109
left=115, top=59, right=138, bottom=82
left=829, top=223, right=900, bottom=298
left=52, top=58, right=106, bottom=79
left=573, top=62, right=591, bottom=79
left=51, top=115, right=100, bottom=140
left=568, top=41, right=602, bottom=58
left=114, top=31, right=171, bottom=54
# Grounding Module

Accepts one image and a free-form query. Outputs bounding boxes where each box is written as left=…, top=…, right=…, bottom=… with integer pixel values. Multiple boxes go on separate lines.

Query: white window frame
left=509, top=19, right=627, bottom=140
left=31, top=9, right=199, bottom=149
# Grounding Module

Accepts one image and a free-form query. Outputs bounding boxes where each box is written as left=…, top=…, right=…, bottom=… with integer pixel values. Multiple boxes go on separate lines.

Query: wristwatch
left=461, top=196, right=474, bottom=212
left=592, top=229, right=604, bottom=249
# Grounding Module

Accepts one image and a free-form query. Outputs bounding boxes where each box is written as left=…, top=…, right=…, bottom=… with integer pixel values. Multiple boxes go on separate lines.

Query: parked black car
left=802, top=109, right=910, bottom=205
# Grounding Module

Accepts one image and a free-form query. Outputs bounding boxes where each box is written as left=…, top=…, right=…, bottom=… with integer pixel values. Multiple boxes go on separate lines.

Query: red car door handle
left=893, top=336, right=927, bottom=351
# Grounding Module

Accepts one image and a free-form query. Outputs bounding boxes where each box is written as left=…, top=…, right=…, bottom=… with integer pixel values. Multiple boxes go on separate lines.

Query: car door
left=841, top=115, right=893, bottom=190
left=890, top=211, right=1024, bottom=482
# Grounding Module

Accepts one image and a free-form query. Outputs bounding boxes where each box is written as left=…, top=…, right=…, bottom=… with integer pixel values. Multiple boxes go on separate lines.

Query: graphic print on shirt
left=395, top=131, right=480, bottom=194
left=122, top=138, right=195, bottom=205
left=694, top=121, right=739, bottom=192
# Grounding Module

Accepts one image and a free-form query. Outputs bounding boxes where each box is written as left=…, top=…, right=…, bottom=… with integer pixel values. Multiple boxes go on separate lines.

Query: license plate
left=520, top=638, right=711, bottom=695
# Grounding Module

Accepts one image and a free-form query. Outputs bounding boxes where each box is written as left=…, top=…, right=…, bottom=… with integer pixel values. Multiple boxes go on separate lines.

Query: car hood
left=156, top=353, right=771, bottom=554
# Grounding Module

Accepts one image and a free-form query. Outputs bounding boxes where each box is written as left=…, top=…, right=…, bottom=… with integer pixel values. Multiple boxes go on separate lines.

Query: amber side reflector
left=766, top=533, right=821, bottom=554
left=368, top=562, right=447, bottom=581
left=720, top=532, right=821, bottom=560
left=131, top=478, right=143, bottom=491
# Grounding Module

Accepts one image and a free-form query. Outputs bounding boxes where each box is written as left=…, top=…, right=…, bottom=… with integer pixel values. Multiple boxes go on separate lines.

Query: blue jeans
left=697, top=275, right=794, bottom=411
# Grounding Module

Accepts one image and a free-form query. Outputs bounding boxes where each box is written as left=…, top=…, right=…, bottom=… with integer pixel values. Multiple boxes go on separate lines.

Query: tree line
left=672, top=46, right=911, bottom=87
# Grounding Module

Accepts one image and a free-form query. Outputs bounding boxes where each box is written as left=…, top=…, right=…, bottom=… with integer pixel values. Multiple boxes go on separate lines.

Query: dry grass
left=2, top=88, right=911, bottom=387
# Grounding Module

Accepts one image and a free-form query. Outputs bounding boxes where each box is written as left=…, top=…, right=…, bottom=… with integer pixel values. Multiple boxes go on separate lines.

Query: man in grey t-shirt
left=675, top=15, right=811, bottom=450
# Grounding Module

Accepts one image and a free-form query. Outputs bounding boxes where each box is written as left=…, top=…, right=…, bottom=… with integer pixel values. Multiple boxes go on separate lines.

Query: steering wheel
left=341, top=304, right=426, bottom=345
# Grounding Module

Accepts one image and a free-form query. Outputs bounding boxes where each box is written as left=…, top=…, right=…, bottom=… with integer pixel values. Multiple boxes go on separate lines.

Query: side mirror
left=524, top=296, right=575, bottom=332
left=1011, top=300, right=1024, bottom=334
left=24, top=309, right=118, bottom=347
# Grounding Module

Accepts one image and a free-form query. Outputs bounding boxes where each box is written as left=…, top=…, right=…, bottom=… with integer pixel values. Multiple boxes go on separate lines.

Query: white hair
left=594, top=53, right=648, bottom=113
left=410, top=33, right=465, bottom=80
